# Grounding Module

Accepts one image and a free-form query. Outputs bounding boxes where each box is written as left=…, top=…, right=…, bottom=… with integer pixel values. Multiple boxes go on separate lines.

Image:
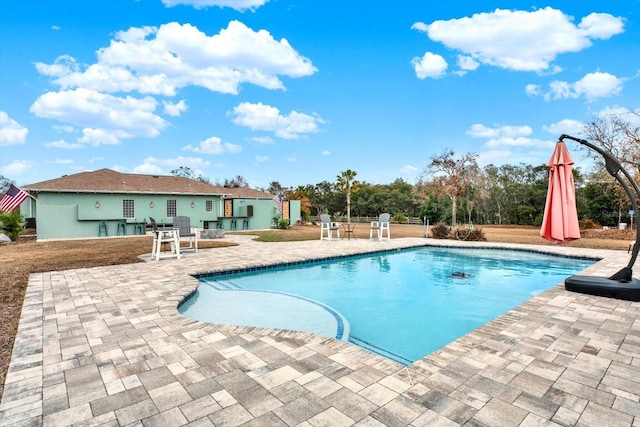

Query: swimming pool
left=180, top=247, right=593, bottom=364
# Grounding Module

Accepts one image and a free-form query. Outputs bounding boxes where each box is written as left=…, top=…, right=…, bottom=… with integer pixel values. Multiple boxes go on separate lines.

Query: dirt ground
left=0, top=224, right=636, bottom=396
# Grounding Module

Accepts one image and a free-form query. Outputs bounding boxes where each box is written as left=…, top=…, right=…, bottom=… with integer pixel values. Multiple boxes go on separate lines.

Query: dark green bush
left=277, top=219, right=290, bottom=229
left=392, top=213, right=408, bottom=223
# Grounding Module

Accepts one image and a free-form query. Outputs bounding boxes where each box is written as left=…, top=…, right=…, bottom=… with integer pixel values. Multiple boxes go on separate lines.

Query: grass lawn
left=0, top=223, right=634, bottom=396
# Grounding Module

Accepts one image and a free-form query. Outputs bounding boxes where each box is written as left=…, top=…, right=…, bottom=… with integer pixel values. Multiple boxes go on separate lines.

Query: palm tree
left=336, top=169, right=360, bottom=223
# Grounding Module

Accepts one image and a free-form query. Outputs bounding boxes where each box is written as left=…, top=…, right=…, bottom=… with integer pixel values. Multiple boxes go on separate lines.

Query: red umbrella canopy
left=540, top=141, right=581, bottom=244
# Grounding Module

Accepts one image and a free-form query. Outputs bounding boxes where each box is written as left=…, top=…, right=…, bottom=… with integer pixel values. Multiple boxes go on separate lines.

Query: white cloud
left=525, top=84, right=541, bottom=97
left=30, top=88, right=167, bottom=144
left=53, top=158, right=74, bottom=164
left=572, top=72, right=623, bottom=100
left=163, top=100, right=188, bottom=117
left=132, top=155, right=210, bottom=174
left=229, top=102, right=324, bottom=139
left=467, top=123, right=542, bottom=148
left=322, top=150, right=331, bottom=155
left=412, top=8, right=624, bottom=73
left=468, top=123, right=557, bottom=166
left=182, top=136, right=242, bottom=154
left=457, top=55, right=479, bottom=71
left=286, top=156, right=297, bottom=162
left=467, top=123, right=533, bottom=139
left=161, top=0, right=269, bottom=12
left=44, top=139, right=84, bottom=149
left=0, top=160, right=34, bottom=176
left=484, top=137, right=542, bottom=148
left=543, top=119, right=585, bottom=136
left=246, top=135, right=274, bottom=144
left=399, top=165, right=418, bottom=174
left=130, top=162, right=165, bottom=175
left=411, top=52, right=447, bottom=79
left=79, top=128, right=122, bottom=146
left=35, top=21, right=316, bottom=96
left=537, top=71, right=623, bottom=101
left=477, top=150, right=513, bottom=167
left=255, top=155, right=269, bottom=162
left=53, top=124, right=75, bottom=133
left=578, top=12, right=626, bottom=38
left=466, top=123, right=500, bottom=139
left=0, top=111, right=28, bottom=146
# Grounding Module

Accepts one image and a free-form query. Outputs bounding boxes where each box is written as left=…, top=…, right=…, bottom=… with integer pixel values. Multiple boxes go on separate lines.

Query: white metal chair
left=320, top=214, right=340, bottom=241
left=370, top=213, right=391, bottom=240
left=173, top=215, right=198, bottom=252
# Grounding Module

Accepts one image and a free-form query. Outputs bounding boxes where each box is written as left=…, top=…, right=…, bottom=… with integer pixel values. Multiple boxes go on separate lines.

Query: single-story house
left=20, top=168, right=300, bottom=240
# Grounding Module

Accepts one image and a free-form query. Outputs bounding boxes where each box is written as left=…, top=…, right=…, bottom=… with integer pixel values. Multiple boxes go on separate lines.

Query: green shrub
left=277, top=219, right=290, bottom=229
left=392, top=213, right=408, bottom=223
left=0, top=210, right=25, bottom=241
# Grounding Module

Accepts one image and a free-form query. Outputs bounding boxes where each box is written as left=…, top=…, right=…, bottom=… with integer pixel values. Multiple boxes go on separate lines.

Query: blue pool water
left=180, top=247, right=593, bottom=364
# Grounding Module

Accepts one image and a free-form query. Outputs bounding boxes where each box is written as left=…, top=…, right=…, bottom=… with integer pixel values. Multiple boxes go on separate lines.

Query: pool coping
left=1, top=235, right=639, bottom=426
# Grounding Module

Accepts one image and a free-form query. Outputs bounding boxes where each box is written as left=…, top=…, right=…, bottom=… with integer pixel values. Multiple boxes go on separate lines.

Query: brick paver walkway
left=1, top=235, right=639, bottom=426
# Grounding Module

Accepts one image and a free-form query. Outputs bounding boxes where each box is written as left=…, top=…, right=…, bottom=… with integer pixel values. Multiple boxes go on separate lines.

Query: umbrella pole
left=560, top=134, right=640, bottom=282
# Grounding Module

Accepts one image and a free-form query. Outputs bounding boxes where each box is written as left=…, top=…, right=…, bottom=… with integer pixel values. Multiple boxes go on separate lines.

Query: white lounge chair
left=320, top=214, right=340, bottom=241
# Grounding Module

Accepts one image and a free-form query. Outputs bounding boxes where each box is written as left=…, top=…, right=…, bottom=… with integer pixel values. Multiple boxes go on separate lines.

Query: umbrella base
left=565, top=275, right=640, bottom=302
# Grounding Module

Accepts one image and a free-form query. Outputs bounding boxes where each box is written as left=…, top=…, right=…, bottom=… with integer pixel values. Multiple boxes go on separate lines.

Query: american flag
left=0, top=184, right=29, bottom=212
left=273, top=193, right=283, bottom=214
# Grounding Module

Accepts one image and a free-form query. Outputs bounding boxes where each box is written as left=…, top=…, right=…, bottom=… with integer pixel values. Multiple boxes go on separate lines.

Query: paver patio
left=1, top=235, right=639, bottom=426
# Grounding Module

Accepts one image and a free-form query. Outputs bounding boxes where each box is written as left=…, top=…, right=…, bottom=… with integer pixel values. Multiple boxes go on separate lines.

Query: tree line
left=265, top=112, right=639, bottom=228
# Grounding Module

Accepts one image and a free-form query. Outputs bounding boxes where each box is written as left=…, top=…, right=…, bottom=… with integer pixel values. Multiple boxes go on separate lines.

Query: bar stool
left=216, top=221, right=224, bottom=230
left=134, top=223, right=144, bottom=235
left=242, top=219, right=249, bottom=230
left=230, top=219, right=237, bottom=230
left=116, top=220, right=126, bottom=235
left=98, top=221, right=108, bottom=237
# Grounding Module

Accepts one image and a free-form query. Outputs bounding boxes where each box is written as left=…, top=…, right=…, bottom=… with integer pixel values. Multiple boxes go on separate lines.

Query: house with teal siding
left=21, top=169, right=300, bottom=240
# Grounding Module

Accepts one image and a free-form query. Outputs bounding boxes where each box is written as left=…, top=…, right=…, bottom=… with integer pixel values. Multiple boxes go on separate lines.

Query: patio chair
left=370, top=213, right=391, bottom=240
left=320, top=214, right=340, bottom=241
left=173, top=215, right=198, bottom=252
left=149, top=217, right=181, bottom=260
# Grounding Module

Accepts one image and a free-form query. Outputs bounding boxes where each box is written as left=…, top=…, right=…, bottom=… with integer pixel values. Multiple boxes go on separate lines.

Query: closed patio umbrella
left=540, top=140, right=580, bottom=244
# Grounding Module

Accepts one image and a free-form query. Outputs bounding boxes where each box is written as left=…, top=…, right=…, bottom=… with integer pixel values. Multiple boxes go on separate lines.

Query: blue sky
left=1, top=0, right=639, bottom=190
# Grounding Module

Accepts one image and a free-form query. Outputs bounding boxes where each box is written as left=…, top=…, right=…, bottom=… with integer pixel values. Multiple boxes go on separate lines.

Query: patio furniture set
left=320, top=213, right=390, bottom=241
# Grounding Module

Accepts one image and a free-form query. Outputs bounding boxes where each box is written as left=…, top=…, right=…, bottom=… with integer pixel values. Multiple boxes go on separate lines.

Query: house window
left=123, top=199, right=135, bottom=218
left=206, top=200, right=213, bottom=212
left=167, top=199, right=177, bottom=218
